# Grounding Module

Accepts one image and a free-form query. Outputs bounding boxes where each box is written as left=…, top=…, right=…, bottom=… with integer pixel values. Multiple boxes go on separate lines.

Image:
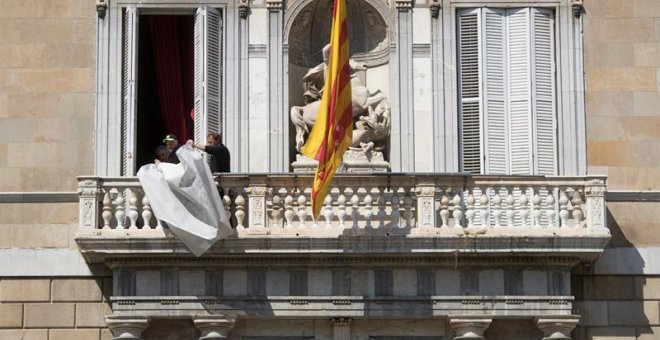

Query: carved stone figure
left=290, top=44, right=391, bottom=155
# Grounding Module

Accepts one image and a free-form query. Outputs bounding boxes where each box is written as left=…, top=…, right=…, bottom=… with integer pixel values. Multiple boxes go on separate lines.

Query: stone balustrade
left=77, top=174, right=609, bottom=238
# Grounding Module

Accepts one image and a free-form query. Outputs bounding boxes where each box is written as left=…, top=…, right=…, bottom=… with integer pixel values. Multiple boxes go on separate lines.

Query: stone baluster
left=439, top=193, right=450, bottom=228
left=452, top=193, right=463, bottom=228
left=363, top=192, right=374, bottom=229
left=101, top=191, right=112, bottom=229
left=247, top=185, right=268, bottom=232
left=115, top=193, right=126, bottom=229
left=558, top=189, right=570, bottom=228
left=403, top=191, right=414, bottom=228
left=491, top=192, right=502, bottom=228
left=449, top=316, right=492, bottom=340
left=78, top=178, right=101, bottom=231
left=532, top=190, right=542, bottom=227
left=571, top=190, right=584, bottom=227
left=193, top=315, right=236, bottom=340
left=506, top=190, right=515, bottom=227
left=546, top=192, right=556, bottom=227
left=377, top=188, right=387, bottom=229
left=284, top=192, right=295, bottom=229
left=391, top=193, right=401, bottom=229
left=585, top=177, right=608, bottom=234
left=465, top=192, right=475, bottom=227
left=519, top=188, right=529, bottom=227
left=235, top=193, right=246, bottom=229
left=141, top=193, right=153, bottom=229
left=332, top=317, right=352, bottom=340
left=351, top=191, right=360, bottom=229
left=297, top=193, right=308, bottom=228
left=478, top=190, right=489, bottom=228
left=106, top=315, right=149, bottom=340
left=323, top=193, right=334, bottom=228
left=415, top=185, right=436, bottom=228
left=223, top=191, right=232, bottom=221
left=271, top=192, right=283, bottom=228
left=534, top=316, right=580, bottom=340
left=127, top=190, right=139, bottom=229
left=337, top=188, right=347, bottom=228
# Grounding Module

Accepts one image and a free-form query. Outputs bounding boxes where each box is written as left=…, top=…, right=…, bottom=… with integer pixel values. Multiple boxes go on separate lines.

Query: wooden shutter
left=194, top=6, right=222, bottom=145
left=121, top=5, right=138, bottom=176
left=482, top=8, right=508, bottom=175
left=506, top=8, right=533, bottom=175
left=458, top=9, right=482, bottom=174
left=531, top=8, right=557, bottom=175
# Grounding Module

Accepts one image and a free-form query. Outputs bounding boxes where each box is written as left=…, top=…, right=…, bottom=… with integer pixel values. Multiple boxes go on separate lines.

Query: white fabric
left=137, top=145, right=233, bottom=256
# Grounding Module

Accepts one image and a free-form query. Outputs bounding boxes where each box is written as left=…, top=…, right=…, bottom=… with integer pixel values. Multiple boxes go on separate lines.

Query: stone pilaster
left=193, top=315, right=236, bottom=340
left=449, top=316, right=492, bottom=340
left=332, top=317, right=351, bottom=340
left=105, top=315, right=149, bottom=340
left=246, top=184, right=268, bottom=233
left=535, top=315, right=580, bottom=340
left=266, top=0, right=286, bottom=171
left=392, top=0, right=415, bottom=172
left=415, top=184, right=437, bottom=229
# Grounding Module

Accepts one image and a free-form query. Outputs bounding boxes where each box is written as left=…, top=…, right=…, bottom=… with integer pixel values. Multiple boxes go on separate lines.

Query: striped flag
left=301, top=0, right=352, bottom=220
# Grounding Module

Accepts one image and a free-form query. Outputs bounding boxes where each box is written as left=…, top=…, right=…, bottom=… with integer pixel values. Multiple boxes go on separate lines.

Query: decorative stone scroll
left=534, top=315, right=580, bottom=340
left=449, top=316, right=492, bottom=340
left=193, top=315, right=236, bottom=340
left=106, top=315, right=150, bottom=340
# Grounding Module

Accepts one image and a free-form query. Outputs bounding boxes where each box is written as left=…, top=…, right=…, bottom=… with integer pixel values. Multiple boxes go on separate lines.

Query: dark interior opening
left=136, top=14, right=195, bottom=170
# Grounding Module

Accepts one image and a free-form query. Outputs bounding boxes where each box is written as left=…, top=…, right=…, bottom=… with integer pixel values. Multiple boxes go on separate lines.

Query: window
left=120, top=5, right=222, bottom=175
left=457, top=7, right=556, bottom=175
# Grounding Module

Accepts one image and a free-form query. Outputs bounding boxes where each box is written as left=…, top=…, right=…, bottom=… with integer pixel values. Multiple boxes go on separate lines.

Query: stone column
left=193, top=315, right=236, bottom=340
left=332, top=317, right=351, bottom=340
left=534, top=316, right=580, bottom=340
left=105, top=315, right=149, bottom=340
left=448, top=316, right=492, bottom=340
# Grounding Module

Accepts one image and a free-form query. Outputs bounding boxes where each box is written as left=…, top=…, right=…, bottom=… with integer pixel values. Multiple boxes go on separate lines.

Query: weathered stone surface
left=0, top=329, right=47, bottom=340
left=575, top=301, right=609, bottom=326
left=0, top=303, right=23, bottom=328
left=584, top=276, right=635, bottom=300
left=49, top=329, right=100, bottom=340
left=24, top=303, right=75, bottom=328
left=0, top=279, right=50, bottom=302
left=638, top=326, right=660, bottom=340
left=52, top=279, right=102, bottom=302
left=587, top=326, right=637, bottom=340
left=607, top=301, right=660, bottom=326
left=636, top=277, right=660, bottom=300
left=75, top=302, right=112, bottom=328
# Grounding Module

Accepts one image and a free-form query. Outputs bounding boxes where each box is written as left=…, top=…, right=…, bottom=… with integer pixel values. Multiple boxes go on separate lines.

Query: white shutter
left=531, top=8, right=557, bottom=175
left=506, top=8, right=533, bottom=175
left=458, top=9, right=482, bottom=174
left=194, top=7, right=222, bottom=145
left=482, top=8, right=508, bottom=175
left=121, top=5, right=138, bottom=176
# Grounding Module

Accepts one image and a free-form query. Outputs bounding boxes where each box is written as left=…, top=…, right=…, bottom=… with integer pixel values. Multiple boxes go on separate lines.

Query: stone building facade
left=0, top=0, right=657, bottom=339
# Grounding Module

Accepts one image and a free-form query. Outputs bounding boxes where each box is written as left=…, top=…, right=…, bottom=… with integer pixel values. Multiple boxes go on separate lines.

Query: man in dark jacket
left=190, top=132, right=230, bottom=173
left=162, top=134, right=181, bottom=164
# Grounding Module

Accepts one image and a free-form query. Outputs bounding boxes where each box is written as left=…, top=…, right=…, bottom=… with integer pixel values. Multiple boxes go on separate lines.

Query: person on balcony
left=162, top=134, right=181, bottom=164
left=189, top=132, right=230, bottom=173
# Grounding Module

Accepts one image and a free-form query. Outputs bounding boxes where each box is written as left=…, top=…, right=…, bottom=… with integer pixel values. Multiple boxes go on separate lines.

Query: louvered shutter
left=121, top=5, right=138, bottom=176
left=531, top=8, right=557, bottom=175
left=507, top=8, right=533, bottom=175
left=482, top=8, right=508, bottom=175
left=194, top=7, right=222, bottom=145
left=458, top=9, right=482, bottom=174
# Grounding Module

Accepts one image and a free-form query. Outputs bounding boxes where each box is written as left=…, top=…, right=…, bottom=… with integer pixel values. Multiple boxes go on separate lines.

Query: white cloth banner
left=137, top=145, right=233, bottom=256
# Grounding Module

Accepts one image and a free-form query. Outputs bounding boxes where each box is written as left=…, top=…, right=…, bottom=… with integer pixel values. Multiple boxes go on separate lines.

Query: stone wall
left=580, top=0, right=660, bottom=338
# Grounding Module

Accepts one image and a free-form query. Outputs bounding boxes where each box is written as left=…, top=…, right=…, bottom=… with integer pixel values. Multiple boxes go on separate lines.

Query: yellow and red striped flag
left=301, top=0, right=352, bottom=220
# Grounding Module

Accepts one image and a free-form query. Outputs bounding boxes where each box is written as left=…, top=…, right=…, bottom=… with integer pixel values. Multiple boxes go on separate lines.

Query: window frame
left=94, top=0, right=236, bottom=176
left=432, top=0, right=586, bottom=175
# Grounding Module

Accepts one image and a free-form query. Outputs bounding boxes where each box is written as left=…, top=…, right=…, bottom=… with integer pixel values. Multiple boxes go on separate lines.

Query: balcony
left=76, top=174, right=610, bottom=263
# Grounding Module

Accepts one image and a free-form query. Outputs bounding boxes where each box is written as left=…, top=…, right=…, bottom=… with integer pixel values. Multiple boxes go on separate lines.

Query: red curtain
left=149, top=16, right=194, bottom=142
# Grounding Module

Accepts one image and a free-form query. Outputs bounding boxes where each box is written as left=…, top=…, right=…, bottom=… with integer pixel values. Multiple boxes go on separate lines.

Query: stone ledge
left=109, top=295, right=574, bottom=319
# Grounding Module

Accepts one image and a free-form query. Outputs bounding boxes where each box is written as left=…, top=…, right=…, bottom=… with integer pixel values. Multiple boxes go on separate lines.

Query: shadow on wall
left=571, top=207, right=649, bottom=339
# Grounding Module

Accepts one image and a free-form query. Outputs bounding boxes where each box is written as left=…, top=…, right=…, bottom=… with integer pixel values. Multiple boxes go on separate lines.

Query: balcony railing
left=78, top=174, right=609, bottom=238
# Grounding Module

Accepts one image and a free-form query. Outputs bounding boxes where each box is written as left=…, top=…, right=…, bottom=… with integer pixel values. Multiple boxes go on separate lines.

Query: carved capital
left=246, top=186, right=268, bottom=197
left=449, top=316, right=492, bottom=340
left=194, top=315, right=236, bottom=339
left=396, top=0, right=413, bottom=12
left=106, top=315, right=149, bottom=340
left=266, top=0, right=283, bottom=12
left=430, top=0, right=441, bottom=18
left=239, top=0, right=250, bottom=18
left=535, top=315, right=579, bottom=340
left=332, top=317, right=352, bottom=340
left=572, top=0, right=584, bottom=18
left=414, top=185, right=436, bottom=197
